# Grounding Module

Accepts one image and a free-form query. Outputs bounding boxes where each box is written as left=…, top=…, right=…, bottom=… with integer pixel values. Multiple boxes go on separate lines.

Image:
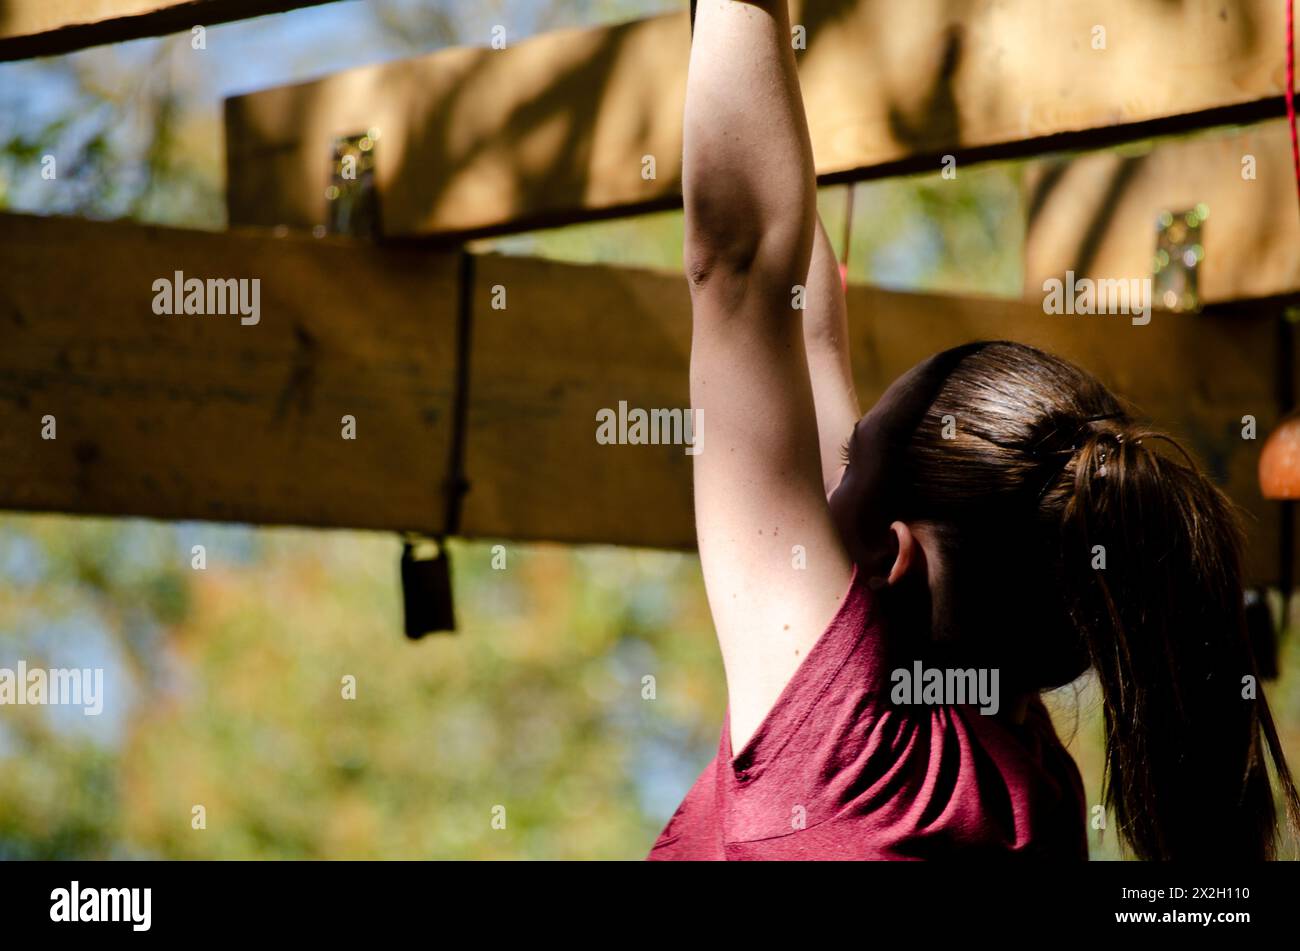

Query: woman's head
left=830, top=340, right=1299, bottom=859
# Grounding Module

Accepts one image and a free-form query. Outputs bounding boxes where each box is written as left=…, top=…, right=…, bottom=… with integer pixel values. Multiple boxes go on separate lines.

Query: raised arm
left=685, top=0, right=853, bottom=752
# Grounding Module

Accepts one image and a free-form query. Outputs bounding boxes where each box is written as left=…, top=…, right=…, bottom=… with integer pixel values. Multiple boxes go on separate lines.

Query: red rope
left=1288, top=0, right=1300, bottom=216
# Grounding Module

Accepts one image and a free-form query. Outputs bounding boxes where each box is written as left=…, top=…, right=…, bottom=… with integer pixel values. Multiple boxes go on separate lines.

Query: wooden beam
left=462, top=252, right=694, bottom=549
left=0, top=0, right=336, bottom=61
left=0, top=212, right=460, bottom=531
left=0, top=212, right=1287, bottom=584
left=463, top=253, right=1285, bottom=582
left=1024, top=120, right=1300, bottom=305
left=226, top=0, right=1299, bottom=240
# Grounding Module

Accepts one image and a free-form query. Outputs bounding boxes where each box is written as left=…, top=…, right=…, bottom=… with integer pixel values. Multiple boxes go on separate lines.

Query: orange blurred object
left=1260, top=411, right=1300, bottom=499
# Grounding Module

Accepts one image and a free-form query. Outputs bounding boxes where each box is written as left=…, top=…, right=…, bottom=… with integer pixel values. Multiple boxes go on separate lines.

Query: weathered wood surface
left=0, top=212, right=1287, bottom=582
left=227, top=0, right=1299, bottom=239
left=461, top=252, right=696, bottom=548
left=0, top=0, right=335, bottom=61
left=1025, top=120, right=1300, bottom=305
left=0, top=212, right=460, bottom=530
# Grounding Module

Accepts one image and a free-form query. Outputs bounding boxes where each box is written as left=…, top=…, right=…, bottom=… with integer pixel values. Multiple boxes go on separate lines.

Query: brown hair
left=898, top=340, right=1300, bottom=860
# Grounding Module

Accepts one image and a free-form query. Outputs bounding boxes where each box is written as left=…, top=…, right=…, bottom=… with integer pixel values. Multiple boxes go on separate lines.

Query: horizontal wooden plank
left=227, top=0, right=1298, bottom=239
left=463, top=251, right=1286, bottom=582
left=462, top=253, right=695, bottom=548
left=0, top=212, right=459, bottom=530
left=1024, top=120, right=1300, bottom=304
left=0, top=213, right=1287, bottom=583
left=0, top=0, right=336, bottom=61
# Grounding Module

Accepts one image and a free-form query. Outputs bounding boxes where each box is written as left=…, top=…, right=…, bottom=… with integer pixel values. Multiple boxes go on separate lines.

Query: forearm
left=683, top=0, right=816, bottom=290
left=804, top=217, right=861, bottom=492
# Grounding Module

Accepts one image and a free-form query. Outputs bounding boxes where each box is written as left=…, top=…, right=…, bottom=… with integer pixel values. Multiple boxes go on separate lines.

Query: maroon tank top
left=647, top=567, right=1088, bottom=860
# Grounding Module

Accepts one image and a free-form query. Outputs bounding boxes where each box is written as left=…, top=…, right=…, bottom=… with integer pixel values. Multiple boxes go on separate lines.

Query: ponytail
left=1060, top=423, right=1300, bottom=860
left=905, top=341, right=1300, bottom=859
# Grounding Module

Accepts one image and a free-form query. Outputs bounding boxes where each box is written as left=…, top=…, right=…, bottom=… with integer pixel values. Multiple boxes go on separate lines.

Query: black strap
left=399, top=250, right=474, bottom=639
left=444, top=250, right=474, bottom=534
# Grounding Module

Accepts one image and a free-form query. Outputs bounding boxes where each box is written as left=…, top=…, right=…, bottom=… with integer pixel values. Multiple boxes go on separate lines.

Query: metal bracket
left=325, top=129, right=382, bottom=240
left=1152, top=204, right=1206, bottom=313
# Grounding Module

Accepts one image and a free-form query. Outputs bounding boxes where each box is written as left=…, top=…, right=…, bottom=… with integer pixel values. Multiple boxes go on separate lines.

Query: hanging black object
left=398, top=252, right=475, bottom=640
left=327, top=131, right=472, bottom=641
left=401, top=535, right=455, bottom=638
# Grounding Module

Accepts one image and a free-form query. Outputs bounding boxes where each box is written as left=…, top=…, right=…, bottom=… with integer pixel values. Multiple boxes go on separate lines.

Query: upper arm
left=689, top=261, right=854, bottom=753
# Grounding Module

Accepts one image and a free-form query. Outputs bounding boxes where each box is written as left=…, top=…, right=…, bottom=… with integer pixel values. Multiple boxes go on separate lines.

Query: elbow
left=683, top=187, right=761, bottom=289
left=684, top=219, right=811, bottom=296
left=684, top=232, right=758, bottom=291
left=682, top=167, right=815, bottom=291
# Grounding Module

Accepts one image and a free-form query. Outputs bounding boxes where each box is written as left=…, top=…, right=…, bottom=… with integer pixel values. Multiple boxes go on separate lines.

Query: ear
left=885, top=521, right=926, bottom=587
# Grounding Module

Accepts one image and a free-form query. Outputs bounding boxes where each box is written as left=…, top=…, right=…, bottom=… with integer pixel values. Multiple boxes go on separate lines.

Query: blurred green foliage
left=0, top=520, right=726, bottom=858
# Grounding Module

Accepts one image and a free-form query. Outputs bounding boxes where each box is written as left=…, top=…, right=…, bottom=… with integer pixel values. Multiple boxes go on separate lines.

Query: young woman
left=649, top=0, right=1300, bottom=860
